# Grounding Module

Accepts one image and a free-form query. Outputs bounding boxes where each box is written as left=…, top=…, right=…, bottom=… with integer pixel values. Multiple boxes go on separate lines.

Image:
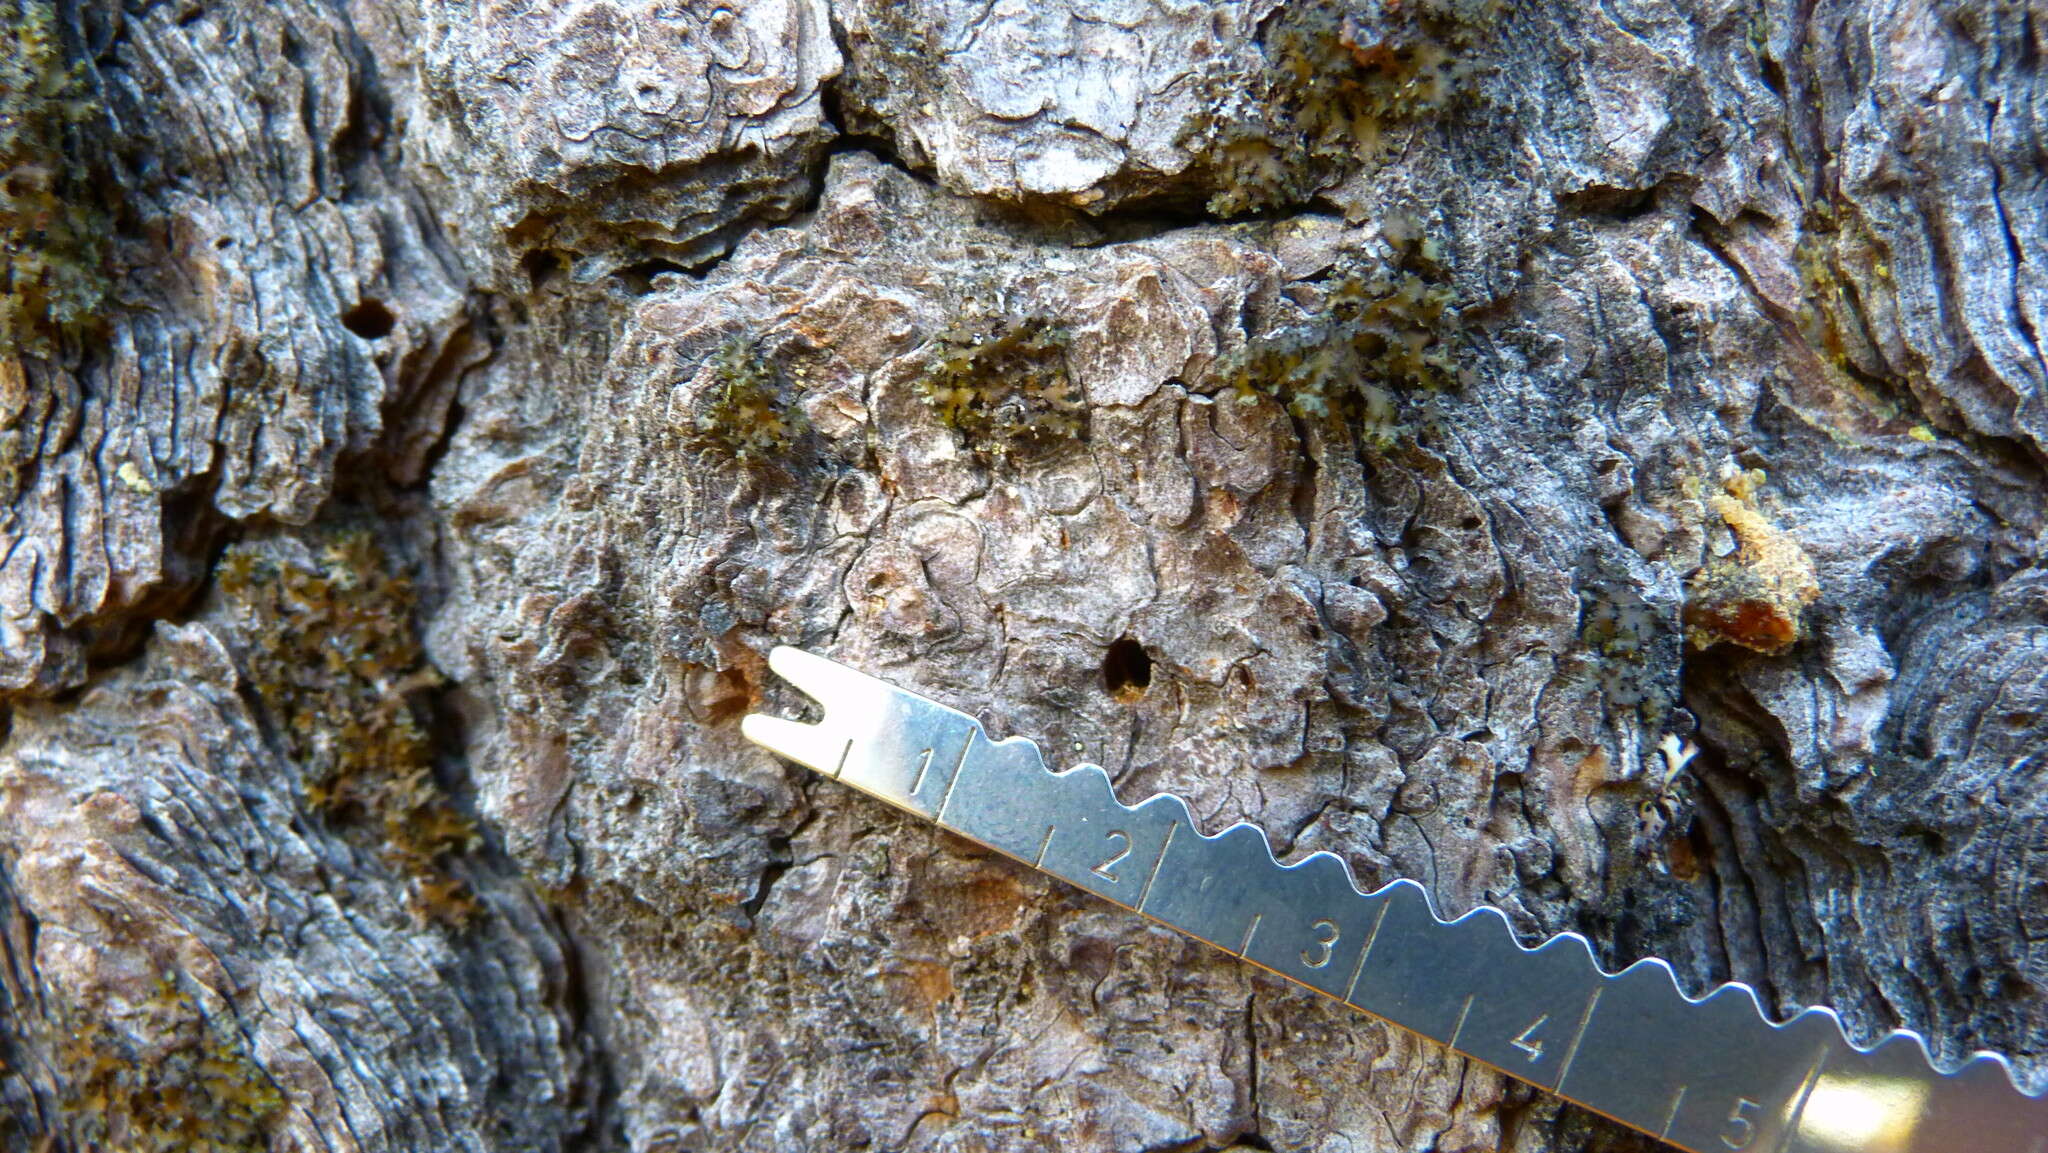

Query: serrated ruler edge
left=741, top=645, right=2046, bottom=1153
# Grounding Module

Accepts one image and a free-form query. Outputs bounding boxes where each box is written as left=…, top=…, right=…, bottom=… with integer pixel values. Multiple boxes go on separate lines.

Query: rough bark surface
left=2, top=0, right=2044, bottom=1151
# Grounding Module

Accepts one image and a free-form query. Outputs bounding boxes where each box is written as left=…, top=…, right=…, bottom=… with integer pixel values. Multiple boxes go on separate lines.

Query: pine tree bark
left=2, top=0, right=2044, bottom=1150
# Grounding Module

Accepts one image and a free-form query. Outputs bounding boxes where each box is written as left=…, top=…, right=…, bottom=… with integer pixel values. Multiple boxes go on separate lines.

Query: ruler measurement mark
left=1447, top=995, right=1475, bottom=1052
left=1238, top=914, right=1264, bottom=957
left=932, top=732, right=977, bottom=825
left=1033, top=824, right=1056, bottom=869
left=1770, top=1049, right=1832, bottom=1153
left=832, top=737, right=853, bottom=779
left=909, top=747, right=935, bottom=794
left=1342, top=899, right=1394, bottom=1004
left=1135, top=822, right=1176, bottom=913
left=1659, top=1086, right=1688, bottom=1140
left=1510, top=1015, right=1550, bottom=1062
left=1549, top=987, right=1603, bottom=1096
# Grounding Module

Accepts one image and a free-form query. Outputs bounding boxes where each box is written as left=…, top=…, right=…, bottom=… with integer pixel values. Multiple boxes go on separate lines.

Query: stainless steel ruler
left=742, top=646, right=2045, bottom=1153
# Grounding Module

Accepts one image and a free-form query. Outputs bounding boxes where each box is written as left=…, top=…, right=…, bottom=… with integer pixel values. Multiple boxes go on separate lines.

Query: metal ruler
left=742, top=646, right=2045, bottom=1153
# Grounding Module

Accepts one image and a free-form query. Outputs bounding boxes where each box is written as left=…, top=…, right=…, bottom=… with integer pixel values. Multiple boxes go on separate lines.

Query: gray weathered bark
left=2, top=0, right=2043, bottom=1150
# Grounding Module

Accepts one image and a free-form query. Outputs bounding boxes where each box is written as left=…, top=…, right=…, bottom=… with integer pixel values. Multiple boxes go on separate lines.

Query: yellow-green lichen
left=1, top=0, right=107, bottom=360
left=686, top=336, right=807, bottom=462
left=1215, top=232, right=1458, bottom=442
left=1188, top=0, right=1496, bottom=216
left=55, top=975, right=283, bottom=1153
left=915, top=316, right=1084, bottom=459
left=217, top=531, right=480, bottom=924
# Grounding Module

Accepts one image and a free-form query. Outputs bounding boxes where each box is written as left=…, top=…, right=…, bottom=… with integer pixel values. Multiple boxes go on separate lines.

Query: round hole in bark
left=522, top=249, right=564, bottom=289
left=342, top=299, right=396, bottom=339
left=1102, top=637, right=1151, bottom=703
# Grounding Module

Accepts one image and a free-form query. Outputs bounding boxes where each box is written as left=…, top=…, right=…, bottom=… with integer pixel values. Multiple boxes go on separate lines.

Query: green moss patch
left=1, top=0, right=107, bottom=360
left=217, top=531, right=479, bottom=924
left=1187, top=0, right=1497, bottom=216
left=915, top=316, right=1084, bottom=460
left=1216, top=232, right=1458, bottom=442
left=55, top=976, right=283, bottom=1153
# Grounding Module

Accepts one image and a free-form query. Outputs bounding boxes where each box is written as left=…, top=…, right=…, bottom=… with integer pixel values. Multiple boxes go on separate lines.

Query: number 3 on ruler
left=1300, top=919, right=1340, bottom=968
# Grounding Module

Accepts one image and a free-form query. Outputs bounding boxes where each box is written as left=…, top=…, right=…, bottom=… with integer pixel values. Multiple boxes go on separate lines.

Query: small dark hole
left=613, top=258, right=690, bottom=296
left=1760, top=55, right=1787, bottom=97
left=341, top=299, right=396, bottom=339
left=522, top=249, right=564, bottom=290
left=1103, top=637, right=1151, bottom=703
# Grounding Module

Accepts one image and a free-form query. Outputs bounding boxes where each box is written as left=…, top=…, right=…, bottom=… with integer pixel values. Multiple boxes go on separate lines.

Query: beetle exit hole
left=1103, top=637, right=1151, bottom=703
left=342, top=298, right=396, bottom=339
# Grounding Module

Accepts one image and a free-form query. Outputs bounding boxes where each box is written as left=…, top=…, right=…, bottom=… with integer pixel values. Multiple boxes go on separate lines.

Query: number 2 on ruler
left=1092, top=831, right=1131, bottom=881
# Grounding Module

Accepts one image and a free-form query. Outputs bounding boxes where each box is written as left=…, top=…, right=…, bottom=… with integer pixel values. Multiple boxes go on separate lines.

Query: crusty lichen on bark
left=1215, top=228, right=1459, bottom=442
left=5, top=0, right=2048, bottom=1149
left=915, top=316, right=1085, bottom=459
left=684, top=336, right=809, bottom=463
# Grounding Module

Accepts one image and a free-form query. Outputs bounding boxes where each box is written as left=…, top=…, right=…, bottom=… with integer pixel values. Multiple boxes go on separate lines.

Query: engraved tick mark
left=1238, top=914, right=1264, bottom=957
left=932, top=733, right=977, bottom=825
left=909, top=747, right=935, bottom=793
left=1135, top=822, right=1176, bottom=912
left=1660, top=1086, right=1687, bottom=1139
left=1447, top=995, right=1475, bottom=1050
left=832, top=738, right=853, bottom=778
left=1342, top=899, right=1394, bottom=1004
left=1551, top=987, right=1603, bottom=1094
left=1771, top=1049, right=1832, bottom=1153
left=1033, top=825, right=1056, bottom=868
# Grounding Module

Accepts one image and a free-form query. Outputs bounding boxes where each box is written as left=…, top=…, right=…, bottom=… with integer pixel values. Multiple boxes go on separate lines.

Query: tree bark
left=2, top=0, right=2044, bottom=1150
